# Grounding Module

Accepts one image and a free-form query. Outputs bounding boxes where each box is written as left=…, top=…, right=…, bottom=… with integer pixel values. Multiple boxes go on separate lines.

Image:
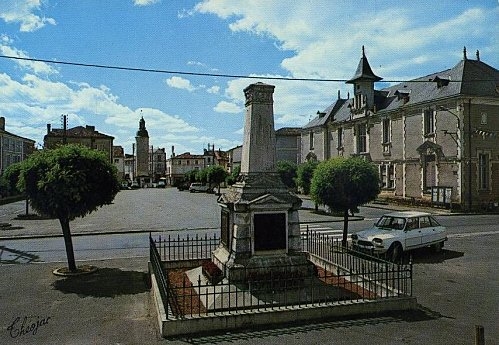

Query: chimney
left=0, top=117, right=5, bottom=131
left=171, top=145, right=175, bottom=157
left=47, top=123, right=51, bottom=134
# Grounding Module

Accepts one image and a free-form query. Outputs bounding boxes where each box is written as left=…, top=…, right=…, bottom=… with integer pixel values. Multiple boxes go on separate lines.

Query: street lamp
left=439, top=104, right=471, bottom=211
left=439, top=106, right=461, bottom=147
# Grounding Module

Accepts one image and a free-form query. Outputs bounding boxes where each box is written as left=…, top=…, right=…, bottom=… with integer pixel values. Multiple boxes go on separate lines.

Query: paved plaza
left=0, top=188, right=496, bottom=344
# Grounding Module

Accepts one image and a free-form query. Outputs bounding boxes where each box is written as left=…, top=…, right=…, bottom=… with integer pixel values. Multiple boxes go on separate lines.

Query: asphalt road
left=0, top=188, right=498, bottom=344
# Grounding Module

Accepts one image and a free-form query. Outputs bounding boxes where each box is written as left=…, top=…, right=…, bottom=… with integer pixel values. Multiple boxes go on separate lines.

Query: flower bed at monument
left=165, top=264, right=375, bottom=317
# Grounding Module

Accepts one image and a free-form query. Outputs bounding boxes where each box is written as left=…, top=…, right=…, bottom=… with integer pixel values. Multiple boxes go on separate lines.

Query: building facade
left=113, top=146, right=125, bottom=180
left=44, top=123, right=114, bottom=162
left=0, top=117, right=36, bottom=174
left=124, top=153, right=135, bottom=182
left=150, top=147, right=167, bottom=182
left=302, top=47, right=499, bottom=211
left=276, top=127, right=302, bottom=165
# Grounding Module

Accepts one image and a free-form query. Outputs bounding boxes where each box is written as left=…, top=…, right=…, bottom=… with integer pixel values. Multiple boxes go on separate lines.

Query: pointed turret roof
left=346, top=46, right=382, bottom=83
left=136, top=116, right=149, bottom=137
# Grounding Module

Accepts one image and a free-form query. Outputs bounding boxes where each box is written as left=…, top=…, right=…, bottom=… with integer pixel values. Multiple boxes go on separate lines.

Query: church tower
left=346, top=46, right=382, bottom=113
left=135, top=116, right=149, bottom=180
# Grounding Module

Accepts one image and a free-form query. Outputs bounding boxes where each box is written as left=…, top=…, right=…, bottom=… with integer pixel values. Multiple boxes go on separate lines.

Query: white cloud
left=133, top=0, right=160, bottom=6
left=0, top=71, right=200, bottom=148
left=194, top=1, right=499, bottom=82
left=187, top=60, right=207, bottom=68
left=221, top=74, right=336, bottom=127
left=0, top=39, right=58, bottom=75
left=206, top=85, right=220, bottom=94
left=0, top=0, right=56, bottom=32
left=213, top=101, right=241, bottom=114
left=165, top=76, right=196, bottom=92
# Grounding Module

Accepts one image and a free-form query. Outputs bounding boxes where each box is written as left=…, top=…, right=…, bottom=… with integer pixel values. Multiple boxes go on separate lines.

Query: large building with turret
left=302, top=47, right=499, bottom=211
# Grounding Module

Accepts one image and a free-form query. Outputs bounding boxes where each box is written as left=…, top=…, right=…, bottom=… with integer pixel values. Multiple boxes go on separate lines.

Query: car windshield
left=376, top=216, right=406, bottom=230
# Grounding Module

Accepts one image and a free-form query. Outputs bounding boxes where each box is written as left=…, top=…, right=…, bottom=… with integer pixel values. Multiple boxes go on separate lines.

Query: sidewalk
left=0, top=257, right=163, bottom=345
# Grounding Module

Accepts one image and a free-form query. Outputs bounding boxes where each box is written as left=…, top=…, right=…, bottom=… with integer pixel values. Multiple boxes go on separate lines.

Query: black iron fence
left=152, top=233, right=219, bottom=261
left=149, top=229, right=412, bottom=319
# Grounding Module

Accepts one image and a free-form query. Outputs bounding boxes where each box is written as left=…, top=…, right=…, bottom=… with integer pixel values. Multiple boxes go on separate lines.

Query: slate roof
left=275, top=127, right=302, bottom=135
left=303, top=99, right=347, bottom=129
left=46, top=126, right=114, bottom=139
left=0, top=129, right=35, bottom=143
left=303, top=57, right=499, bottom=129
left=174, top=152, right=205, bottom=159
left=346, top=46, right=382, bottom=83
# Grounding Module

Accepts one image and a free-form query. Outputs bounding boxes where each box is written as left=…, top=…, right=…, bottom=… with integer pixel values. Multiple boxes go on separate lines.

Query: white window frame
left=423, top=109, right=435, bottom=136
left=356, top=123, right=367, bottom=154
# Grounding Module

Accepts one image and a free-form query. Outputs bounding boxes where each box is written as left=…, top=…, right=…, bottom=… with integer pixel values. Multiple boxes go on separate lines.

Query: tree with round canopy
left=310, top=156, right=380, bottom=246
left=18, top=144, right=120, bottom=272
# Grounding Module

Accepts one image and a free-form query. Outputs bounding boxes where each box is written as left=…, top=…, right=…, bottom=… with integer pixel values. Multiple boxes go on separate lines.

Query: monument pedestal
left=213, top=172, right=314, bottom=283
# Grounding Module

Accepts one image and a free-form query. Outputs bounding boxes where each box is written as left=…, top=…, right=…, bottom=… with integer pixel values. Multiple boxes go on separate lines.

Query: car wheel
left=432, top=242, right=444, bottom=253
left=387, top=243, right=403, bottom=263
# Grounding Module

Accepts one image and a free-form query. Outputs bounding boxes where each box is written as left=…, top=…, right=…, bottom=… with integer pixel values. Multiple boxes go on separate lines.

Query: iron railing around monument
left=302, top=227, right=413, bottom=297
left=149, top=230, right=412, bottom=319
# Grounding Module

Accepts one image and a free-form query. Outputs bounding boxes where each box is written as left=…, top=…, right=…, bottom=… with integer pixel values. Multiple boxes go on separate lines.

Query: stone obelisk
left=213, top=82, right=313, bottom=283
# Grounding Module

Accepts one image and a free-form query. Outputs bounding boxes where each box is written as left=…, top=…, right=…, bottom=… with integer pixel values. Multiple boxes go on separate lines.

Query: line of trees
left=183, top=165, right=229, bottom=194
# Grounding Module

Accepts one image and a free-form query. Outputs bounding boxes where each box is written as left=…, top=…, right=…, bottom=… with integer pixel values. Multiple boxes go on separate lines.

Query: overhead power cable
left=0, top=54, right=493, bottom=83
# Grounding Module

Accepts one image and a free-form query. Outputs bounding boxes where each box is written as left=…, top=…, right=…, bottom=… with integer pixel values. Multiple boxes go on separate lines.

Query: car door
left=403, top=217, right=421, bottom=249
left=419, top=215, right=443, bottom=244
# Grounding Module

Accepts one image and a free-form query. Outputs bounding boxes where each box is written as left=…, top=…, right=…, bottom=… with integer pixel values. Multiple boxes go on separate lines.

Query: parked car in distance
left=157, top=179, right=166, bottom=188
left=130, top=181, right=140, bottom=189
left=189, top=183, right=211, bottom=193
left=177, top=182, right=189, bottom=191
left=351, top=211, right=447, bottom=261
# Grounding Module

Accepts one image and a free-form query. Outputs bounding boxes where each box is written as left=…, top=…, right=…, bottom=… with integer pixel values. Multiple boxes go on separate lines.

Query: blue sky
left=0, top=0, right=498, bottom=155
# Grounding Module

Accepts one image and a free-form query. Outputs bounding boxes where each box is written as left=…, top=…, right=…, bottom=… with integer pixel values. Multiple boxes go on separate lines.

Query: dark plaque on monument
left=253, top=213, right=286, bottom=251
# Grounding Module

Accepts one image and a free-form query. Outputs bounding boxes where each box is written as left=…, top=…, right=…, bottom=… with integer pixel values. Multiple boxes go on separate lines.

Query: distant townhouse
left=226, top=145, right=242, bottom=174
left=225, top=127, right=301, bottom=172
left=150, top=147, right=167, bottom=182
left=165, top=144, right=228, bottom=186
left=113, top=146, right=125, bottom=180
left=44, top=123, right=114, bottom=162
left=0, top=117, right=36, bottom=174
left=124, top=153, right=135, bottom=182
left=276, top=127, right=302, bottom=165
left=302, top=47, right=499, bottom=211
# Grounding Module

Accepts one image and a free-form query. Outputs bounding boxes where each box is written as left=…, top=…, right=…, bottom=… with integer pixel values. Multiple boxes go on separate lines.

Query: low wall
left=150, top=261, right=417, bottom=338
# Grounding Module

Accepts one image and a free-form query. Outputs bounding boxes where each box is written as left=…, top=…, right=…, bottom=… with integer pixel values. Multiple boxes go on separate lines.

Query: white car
left=351, top=211, right=447, bottom=261
left=189, top=183, right=211, bottom=193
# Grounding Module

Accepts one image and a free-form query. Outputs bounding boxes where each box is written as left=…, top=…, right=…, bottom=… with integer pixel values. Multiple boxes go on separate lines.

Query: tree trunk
left=59, top=217, right=77, bottom=272
left=342, top=209, right=349, bottom=247
left=25, top=198, right=29, bottom=215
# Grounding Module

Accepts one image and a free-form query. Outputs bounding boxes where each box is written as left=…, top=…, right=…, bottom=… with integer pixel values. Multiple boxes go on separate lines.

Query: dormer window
left=394, top=90, right=410, bottom=104
left=432, top=76, right=450, bottom=88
